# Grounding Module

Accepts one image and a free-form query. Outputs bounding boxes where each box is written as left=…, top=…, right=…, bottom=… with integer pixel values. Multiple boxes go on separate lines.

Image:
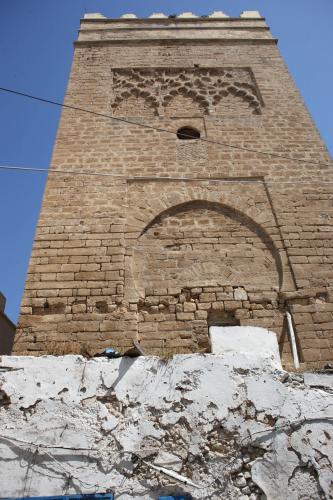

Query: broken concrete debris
left=0, top=353, right=332, bottom=498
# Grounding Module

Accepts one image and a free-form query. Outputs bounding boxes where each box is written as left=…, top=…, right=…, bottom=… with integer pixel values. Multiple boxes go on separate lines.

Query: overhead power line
left=1, top=163, right=333, bottom=184
left=0, top=85, right=332, bottom=169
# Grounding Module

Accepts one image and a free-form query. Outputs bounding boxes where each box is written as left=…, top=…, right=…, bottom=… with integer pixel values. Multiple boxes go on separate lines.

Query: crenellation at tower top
left=83, top=11, right=263, bottom=20
left=14, top=9, right=333, bottom=368
left=78, top=11, right=272, bottom=45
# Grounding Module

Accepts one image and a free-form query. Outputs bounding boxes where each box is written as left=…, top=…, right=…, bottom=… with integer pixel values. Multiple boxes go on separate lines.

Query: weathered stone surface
left=13, top=13, right=333, bottom=368
left=0, top=354, right=332, bottom=498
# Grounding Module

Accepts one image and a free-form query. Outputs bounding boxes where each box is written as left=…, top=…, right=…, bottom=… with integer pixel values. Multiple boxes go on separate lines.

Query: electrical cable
left=1, top=413, right=333, bottom=493
left=0, top=86, right=332, bottom=169
left=24, top=446, right=39, bottom=497
left=0, top=163, right=333, bottom=184
left=240, top=416, right=333, bottom=446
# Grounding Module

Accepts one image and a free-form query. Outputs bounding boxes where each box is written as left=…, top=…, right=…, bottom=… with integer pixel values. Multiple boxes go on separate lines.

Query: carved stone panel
left=111, top=67, right=263, bottom=116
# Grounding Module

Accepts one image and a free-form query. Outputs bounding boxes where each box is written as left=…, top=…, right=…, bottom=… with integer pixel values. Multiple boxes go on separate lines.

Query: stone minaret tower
left=14, top=11, right=333, bottom=368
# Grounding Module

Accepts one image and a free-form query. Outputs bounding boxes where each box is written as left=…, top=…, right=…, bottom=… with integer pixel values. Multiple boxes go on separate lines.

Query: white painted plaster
left=208, top=11, right=229, bottom=18
left=177, top=12, right=198, bottom=18
left=209, top=326, right=282, bottom=369
left=149, top=13, right=168, bottom=19
left=0, top=354, right=332, bottom=499
left=120, top=14, right=137, bottom=19
left=83, top=13, right=106, bottom=19
left=234, top=287, right=248, bottom=301
left=240, top=11, right=262, bottom=18
left=303, top=372, right=333, bottom=389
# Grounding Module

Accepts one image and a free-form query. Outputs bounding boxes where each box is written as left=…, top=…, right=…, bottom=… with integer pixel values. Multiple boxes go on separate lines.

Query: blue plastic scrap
left=3, top=492, right=192, bottom=500
left=159, top=496, right=192, bottom=500
left=103, top=348, right=122, bottom=358
left=3, top=494, right=114, bottom=500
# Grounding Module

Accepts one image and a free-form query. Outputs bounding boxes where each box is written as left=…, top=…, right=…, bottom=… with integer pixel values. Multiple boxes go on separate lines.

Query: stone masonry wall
left=14, top=14, right=333, bottom=368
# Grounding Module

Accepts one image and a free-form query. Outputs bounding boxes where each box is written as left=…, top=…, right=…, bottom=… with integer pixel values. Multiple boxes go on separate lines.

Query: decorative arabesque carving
left=111, top=67, right=263, bottom=115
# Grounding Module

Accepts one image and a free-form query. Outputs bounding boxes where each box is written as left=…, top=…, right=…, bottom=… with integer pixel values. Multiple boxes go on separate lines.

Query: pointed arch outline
left=138, top=199, right=283, bottom=290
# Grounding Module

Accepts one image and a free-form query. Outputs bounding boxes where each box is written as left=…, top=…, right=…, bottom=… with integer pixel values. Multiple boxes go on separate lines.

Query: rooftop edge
left=82, top=11, right=263, bottom=21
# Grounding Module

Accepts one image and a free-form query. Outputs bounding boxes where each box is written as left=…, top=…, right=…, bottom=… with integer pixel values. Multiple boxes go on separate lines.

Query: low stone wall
left=0, top=354, right=332, bottom=499
left=16, top=278, right=333, bottom=368
left=136, top=285, right=285, bottom=357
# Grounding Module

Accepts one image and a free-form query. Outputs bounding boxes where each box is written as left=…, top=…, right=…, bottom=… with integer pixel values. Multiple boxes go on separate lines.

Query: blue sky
left=0, top=0, right=332, bottom=322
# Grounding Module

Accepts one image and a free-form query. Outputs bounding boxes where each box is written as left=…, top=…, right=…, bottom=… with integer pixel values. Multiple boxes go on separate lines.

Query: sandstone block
left=199, top=293, right=216, bottom=303
left=183, top=302, right=197, bottom=312
left=224, top=301, right=242, bottom=311
left=72, top=304, right=87, bottom=314
left=176, top=312, right=195, bottom=321
left=195, top=310, right=208, bottom=320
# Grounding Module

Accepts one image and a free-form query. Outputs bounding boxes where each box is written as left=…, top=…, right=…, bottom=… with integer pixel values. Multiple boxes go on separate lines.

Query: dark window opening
left=207, top=310, right=239, bottom=327
left=176, top=127, right=200, bottom=140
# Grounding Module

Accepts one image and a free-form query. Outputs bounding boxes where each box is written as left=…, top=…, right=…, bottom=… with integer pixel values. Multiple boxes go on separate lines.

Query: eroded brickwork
left=14, top=14, right=333, bottom=367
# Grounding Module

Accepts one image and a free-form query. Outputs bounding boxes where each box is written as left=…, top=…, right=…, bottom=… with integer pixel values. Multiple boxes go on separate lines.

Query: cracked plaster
left=0, top=354, right=332, bottom=499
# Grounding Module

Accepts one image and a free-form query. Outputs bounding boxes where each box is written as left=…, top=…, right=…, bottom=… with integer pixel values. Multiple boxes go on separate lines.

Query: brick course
left=14, top=14, right=333, bottom=367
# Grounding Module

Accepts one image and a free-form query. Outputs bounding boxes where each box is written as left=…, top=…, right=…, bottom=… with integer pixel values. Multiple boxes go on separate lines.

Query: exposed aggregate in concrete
left=0, top=354, right=332, bottom=499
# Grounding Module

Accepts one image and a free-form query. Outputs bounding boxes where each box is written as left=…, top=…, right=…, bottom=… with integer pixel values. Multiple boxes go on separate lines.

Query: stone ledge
left=279, top=287, right=328, bottom=301
left=79, top=26, right=270, bottom=32
left=74, top=38, right=278, bottom=47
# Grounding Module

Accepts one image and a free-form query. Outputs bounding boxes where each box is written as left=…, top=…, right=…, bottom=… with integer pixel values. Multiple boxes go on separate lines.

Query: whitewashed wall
left=0, top=353, right=332, bottom=499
